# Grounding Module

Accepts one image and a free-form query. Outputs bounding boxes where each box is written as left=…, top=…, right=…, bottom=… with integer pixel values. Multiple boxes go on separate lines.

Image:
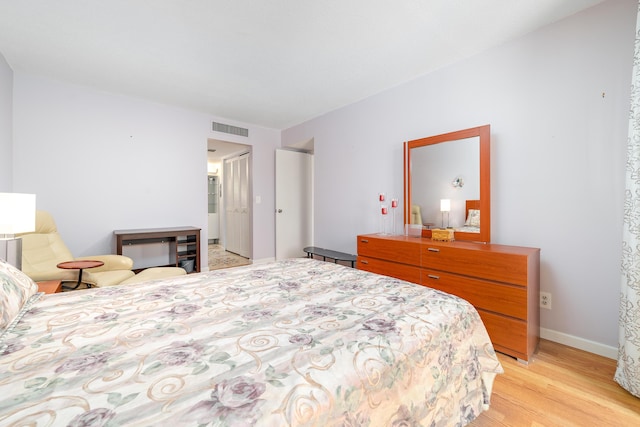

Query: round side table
left=56, top=260, right=104, bottom=290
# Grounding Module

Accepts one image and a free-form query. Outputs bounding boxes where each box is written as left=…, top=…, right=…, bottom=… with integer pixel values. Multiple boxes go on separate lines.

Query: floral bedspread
left=0, top=258, right=502, bottom=426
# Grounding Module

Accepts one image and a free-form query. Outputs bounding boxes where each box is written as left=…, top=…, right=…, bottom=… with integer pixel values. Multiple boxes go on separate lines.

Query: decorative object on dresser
left=440, top=198, right=451, bottom=228
left=390, top=196, right=399, bottom=235
left=357, top=233, right=540, bottom=363
left=405, top=223, right=423, bottom=237
left=378, top=192, right=389, bottom=235
left=431, top=228, right=455, bottom=242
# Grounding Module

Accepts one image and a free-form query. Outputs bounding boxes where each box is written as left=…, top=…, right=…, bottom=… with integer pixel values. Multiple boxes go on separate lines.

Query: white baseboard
left=541, top=327, right=617, bottom=360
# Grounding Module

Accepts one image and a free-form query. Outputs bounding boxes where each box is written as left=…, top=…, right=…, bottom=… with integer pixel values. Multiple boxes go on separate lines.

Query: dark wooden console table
left=114, top=226, right=201, bottom=273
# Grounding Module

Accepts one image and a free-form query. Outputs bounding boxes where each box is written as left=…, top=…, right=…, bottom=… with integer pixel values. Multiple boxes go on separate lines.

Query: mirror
left=403, top=125, right=490, bottom=243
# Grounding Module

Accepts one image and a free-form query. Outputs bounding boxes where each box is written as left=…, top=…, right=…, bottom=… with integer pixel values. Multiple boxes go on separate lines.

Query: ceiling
left=0, top=0, right=605, bottom=130
left=207, top=138, right=250, bottom=163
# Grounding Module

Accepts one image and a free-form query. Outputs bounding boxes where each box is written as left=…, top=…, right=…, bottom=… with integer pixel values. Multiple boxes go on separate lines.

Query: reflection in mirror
left=403, top=125, right=490, bottom=243
left=410, top=137, right=479, bottom=229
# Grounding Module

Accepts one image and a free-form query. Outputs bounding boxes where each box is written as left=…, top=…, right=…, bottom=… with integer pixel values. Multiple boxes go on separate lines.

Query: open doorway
left=207, top=138, right=252, bottom=270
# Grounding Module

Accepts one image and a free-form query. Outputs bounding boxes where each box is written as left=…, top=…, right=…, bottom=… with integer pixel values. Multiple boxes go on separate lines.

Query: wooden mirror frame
left=403, top=124, right=491, bottom=243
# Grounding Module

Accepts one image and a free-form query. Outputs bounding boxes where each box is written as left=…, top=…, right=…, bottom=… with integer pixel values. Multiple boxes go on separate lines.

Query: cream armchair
left=18, top=211, right=135, bottom=288
left=411, top=205, right=423, bottom=225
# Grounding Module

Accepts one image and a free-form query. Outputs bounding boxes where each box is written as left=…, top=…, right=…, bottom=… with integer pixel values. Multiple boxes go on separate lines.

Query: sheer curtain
left=616, top=1, right=640, bottom=398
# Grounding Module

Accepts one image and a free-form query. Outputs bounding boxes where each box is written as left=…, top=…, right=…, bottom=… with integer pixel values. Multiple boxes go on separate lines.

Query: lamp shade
left=440, top=199, right=451, bottom=212
left=0, top=193, right=36, bottom=235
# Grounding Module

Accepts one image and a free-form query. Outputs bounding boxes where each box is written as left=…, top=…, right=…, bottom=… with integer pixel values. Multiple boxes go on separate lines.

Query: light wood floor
left=472, top=339, right=640, bottom=426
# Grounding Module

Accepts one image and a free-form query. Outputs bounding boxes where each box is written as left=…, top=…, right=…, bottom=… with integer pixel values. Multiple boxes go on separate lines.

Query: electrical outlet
left=540, top=292, right=552, bottom=310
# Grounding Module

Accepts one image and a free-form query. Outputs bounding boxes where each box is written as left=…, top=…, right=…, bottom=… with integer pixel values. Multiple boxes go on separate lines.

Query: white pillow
left=0, top=259, right=39, bottom=331
left=465, top=209, right=481, bottom=228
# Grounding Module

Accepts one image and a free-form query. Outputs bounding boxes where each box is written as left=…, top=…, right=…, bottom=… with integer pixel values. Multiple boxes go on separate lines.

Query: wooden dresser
left=357, top=234, right=540, bottom=362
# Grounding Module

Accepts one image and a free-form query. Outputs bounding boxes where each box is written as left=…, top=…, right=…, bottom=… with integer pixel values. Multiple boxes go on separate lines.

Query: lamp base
left=0, top=237, right=23, bottom=270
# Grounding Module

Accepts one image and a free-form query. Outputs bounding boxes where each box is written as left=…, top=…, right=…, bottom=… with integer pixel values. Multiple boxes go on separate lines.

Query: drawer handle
left=360, top=260, right=369, bottom=264
left=360, top=239, right=369, bottom=243
left=427, top=274, right=440, bottom=280
left=427, top=248, right=440, bottom=252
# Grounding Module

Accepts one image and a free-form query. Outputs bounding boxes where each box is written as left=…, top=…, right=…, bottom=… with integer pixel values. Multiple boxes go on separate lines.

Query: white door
left=223, top=158, right=237, bottom=253
left=238, top=154, right=250, bottom=257
left=275, top=149, right=312, bottom=259
left=224, top=153, right=251, bottom=258
left=207, top=176, right=219, bottom=241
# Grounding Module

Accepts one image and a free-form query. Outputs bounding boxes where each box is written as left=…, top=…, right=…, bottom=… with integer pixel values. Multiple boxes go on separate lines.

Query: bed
left=0, top=257, right=502, bottom=426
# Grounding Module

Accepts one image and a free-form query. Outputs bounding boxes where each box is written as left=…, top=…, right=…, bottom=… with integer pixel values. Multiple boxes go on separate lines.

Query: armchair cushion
left=75, top=255, right=134, bottom=272
left=74, top=256, right=135, bottom=287
left=411, top=205, right=423, bottom=225
left=84, top=269, right=136, bottom=287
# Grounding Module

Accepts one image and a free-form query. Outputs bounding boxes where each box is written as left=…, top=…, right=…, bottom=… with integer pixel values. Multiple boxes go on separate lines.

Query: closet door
left=208, top=176, right=219, bottom=241
left=238, top=154, right=250, bottom=258
left=224, top=158, right=238, bottom=254
left=223, top=153, right=251, bottom=258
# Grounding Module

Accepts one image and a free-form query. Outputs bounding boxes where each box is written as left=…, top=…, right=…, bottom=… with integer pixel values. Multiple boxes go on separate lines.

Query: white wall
left=0, top=54, right=12, bottom=191
left=12, top=73, right=279, bottom=264
left=282, top=0, right=635, bottom=355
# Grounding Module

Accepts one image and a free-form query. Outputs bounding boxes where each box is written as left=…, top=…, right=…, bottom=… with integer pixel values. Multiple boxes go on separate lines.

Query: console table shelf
left=114, top=227, right=201, bottom=273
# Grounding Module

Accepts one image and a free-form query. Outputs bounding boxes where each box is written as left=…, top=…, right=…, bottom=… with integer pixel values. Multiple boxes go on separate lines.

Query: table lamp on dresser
left=0, top=193, right=36, bottom=270
left=440, top=198, right=451, bottom=228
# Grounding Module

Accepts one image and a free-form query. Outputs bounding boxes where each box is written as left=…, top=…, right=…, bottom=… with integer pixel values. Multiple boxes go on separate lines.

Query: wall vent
left=212, top=121, right=249, bottom=137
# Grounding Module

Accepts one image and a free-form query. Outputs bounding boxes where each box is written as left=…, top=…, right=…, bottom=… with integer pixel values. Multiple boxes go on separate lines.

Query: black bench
left=303, top=246, right=357, bottom=268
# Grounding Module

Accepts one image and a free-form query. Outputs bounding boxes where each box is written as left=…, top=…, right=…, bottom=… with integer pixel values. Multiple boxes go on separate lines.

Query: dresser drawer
left=421, top=269, right=527, bottom=319
left=356, top=234, right=539, bottom=362
left=421, top=245, right=529, bottom=285
left=357, top=256, right=421, bottom=284
left=478, top=309, right=528, bottom=360
left=357, top=235, right=421, bottom=266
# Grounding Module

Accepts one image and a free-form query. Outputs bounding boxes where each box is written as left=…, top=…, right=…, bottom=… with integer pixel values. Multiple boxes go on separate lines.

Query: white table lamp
left=440, top=199, right=451, bottom=228
left=0, top=193, right=36, bottom=270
